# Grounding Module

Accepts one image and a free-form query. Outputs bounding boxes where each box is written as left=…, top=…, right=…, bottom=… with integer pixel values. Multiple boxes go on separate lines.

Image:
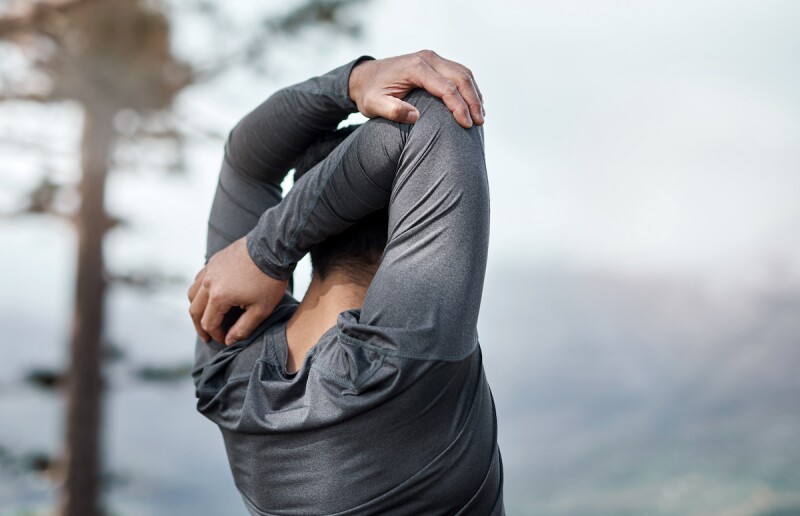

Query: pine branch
left=0, top=0, right=97, bottom=39
left=0, top=91, right=50, bottom=102
left=189, top=0, right=366, bottom=83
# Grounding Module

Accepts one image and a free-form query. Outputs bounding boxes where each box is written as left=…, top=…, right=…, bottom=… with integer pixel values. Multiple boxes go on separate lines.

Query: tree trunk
left=59, top=102, right=114, bottom=516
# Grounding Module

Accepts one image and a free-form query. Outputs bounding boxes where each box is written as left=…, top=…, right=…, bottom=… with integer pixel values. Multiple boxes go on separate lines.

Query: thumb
left=225, top=306, right=268, bottom=346
left=373, top=95, right=420, bottom=124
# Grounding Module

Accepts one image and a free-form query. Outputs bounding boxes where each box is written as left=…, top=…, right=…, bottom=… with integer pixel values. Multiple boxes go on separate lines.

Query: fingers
left=372, top=95, right=420, bottom=124
left=458, top=72, right=484, bottom=123
left=200, top=292, right=231, bottom=345
left=225, top=306, right=267, bottom=346
left=412, top=57, right=473, bottom=128
left=187, top=267, right=205, bottom=302
left=189, top=284, right=211, bottom=343
left=355, top=50, right=485, bottom=128
left=415, top=50, right=485, bottom=127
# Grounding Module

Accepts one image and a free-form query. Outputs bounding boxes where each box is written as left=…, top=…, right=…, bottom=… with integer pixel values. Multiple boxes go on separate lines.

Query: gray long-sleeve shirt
left=192, top=58, right=504, bottom=515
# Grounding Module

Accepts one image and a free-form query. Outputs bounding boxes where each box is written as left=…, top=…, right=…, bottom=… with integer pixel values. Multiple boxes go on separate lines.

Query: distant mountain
left=477, top=263, right=800, bottom=516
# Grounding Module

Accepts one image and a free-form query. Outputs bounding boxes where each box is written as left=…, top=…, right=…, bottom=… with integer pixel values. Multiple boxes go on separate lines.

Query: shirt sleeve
left=204, top=55, right=372, bottom=261
left=246, top=88, right=490, bottom=361
left=193, top=56, right=373, bottom=384
left=194, top=89, right=490, bottom=432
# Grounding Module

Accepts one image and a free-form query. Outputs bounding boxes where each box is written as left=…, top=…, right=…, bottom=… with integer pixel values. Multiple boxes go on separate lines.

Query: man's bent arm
left=204, top=57, right=370, bottom=261
left=194, top=58, right=370, bottom=378
left=247, top=89, right=489, bottom=359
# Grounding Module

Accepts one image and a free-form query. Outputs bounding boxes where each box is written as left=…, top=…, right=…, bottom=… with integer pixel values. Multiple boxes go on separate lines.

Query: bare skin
left=284, top=270, right=372, bottom=373
left=188, top=50, right=485, bottom=346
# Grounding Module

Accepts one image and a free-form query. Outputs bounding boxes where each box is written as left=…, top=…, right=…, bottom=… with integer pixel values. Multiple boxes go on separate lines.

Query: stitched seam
left=323, top=368, right=485, bottom=516
left=216, top=178, right=262, bottom=218
left=336, top=328, right=479, bottom=362
left=282, top=141, right=351, bottom=269
left=310, top=363, right=354, bottom=390
left=238, top=487, right=282, bottom=516
left=453, top=446, right=500, bottom=514
left=206, top=221, right=237, bottom=243
left=352, top=353, right=385, bottom=390
left=248, top=234, right=293, bottom=279
left=311, top=351, right=387, bottom=394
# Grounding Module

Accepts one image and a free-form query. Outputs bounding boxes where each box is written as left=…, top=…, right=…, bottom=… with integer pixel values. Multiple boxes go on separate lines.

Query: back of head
left=293, top=125, right=388, bottom=285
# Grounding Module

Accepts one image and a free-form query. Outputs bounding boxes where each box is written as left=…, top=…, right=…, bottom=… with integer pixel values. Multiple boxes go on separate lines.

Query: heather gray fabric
left=192, top=58, right=504, bottom=515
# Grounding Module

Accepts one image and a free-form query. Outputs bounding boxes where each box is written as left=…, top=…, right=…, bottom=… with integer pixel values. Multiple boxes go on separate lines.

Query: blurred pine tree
left=0, top=1, right=367, bottom=514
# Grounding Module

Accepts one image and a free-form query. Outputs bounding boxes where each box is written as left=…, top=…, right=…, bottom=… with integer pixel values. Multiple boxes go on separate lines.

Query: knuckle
left=417, top=49, right=436, bottom=60
left=390, top=103, right=403, bottom=119
left=443, top=81, right=458, bottom=96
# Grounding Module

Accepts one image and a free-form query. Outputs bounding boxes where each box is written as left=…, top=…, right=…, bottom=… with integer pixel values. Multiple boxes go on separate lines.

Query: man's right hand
left=188, top=237, right=288, bottom=346
left=347, top=50, right=485, bottom=129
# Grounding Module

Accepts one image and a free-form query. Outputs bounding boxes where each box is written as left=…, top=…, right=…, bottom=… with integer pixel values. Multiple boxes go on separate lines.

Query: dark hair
left=293, top=125, right=388, bottom=283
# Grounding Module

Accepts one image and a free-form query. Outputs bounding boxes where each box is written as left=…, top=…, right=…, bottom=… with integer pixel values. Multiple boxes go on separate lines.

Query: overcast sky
left=2, top=0, right=798, bottom=289
left=174, top=0, right=800, bottom=289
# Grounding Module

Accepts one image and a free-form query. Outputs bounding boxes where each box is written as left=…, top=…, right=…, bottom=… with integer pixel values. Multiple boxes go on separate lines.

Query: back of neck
left=284, top=272, right=369, bottom=372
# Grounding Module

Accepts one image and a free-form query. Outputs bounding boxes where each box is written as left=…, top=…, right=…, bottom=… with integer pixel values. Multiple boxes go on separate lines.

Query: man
left=189, top=50, right=503, bottom=515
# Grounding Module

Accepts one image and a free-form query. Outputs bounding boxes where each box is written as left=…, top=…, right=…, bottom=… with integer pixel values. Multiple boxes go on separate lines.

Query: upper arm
left=338, top=91, right=490, bottom=360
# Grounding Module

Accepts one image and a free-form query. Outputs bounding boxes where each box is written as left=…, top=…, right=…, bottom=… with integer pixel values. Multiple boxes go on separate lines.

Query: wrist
left=245, top=228, right=294, bottom=281
left=347, top=57, right=374, bottom=111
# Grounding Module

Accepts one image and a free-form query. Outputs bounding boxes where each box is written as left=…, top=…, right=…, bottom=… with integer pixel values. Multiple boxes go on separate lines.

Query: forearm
left=205, top=56, right=372, bottom=262
left=225, top=56, right=372, bottom=184
left=245, top=116, right=402, bottom=279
